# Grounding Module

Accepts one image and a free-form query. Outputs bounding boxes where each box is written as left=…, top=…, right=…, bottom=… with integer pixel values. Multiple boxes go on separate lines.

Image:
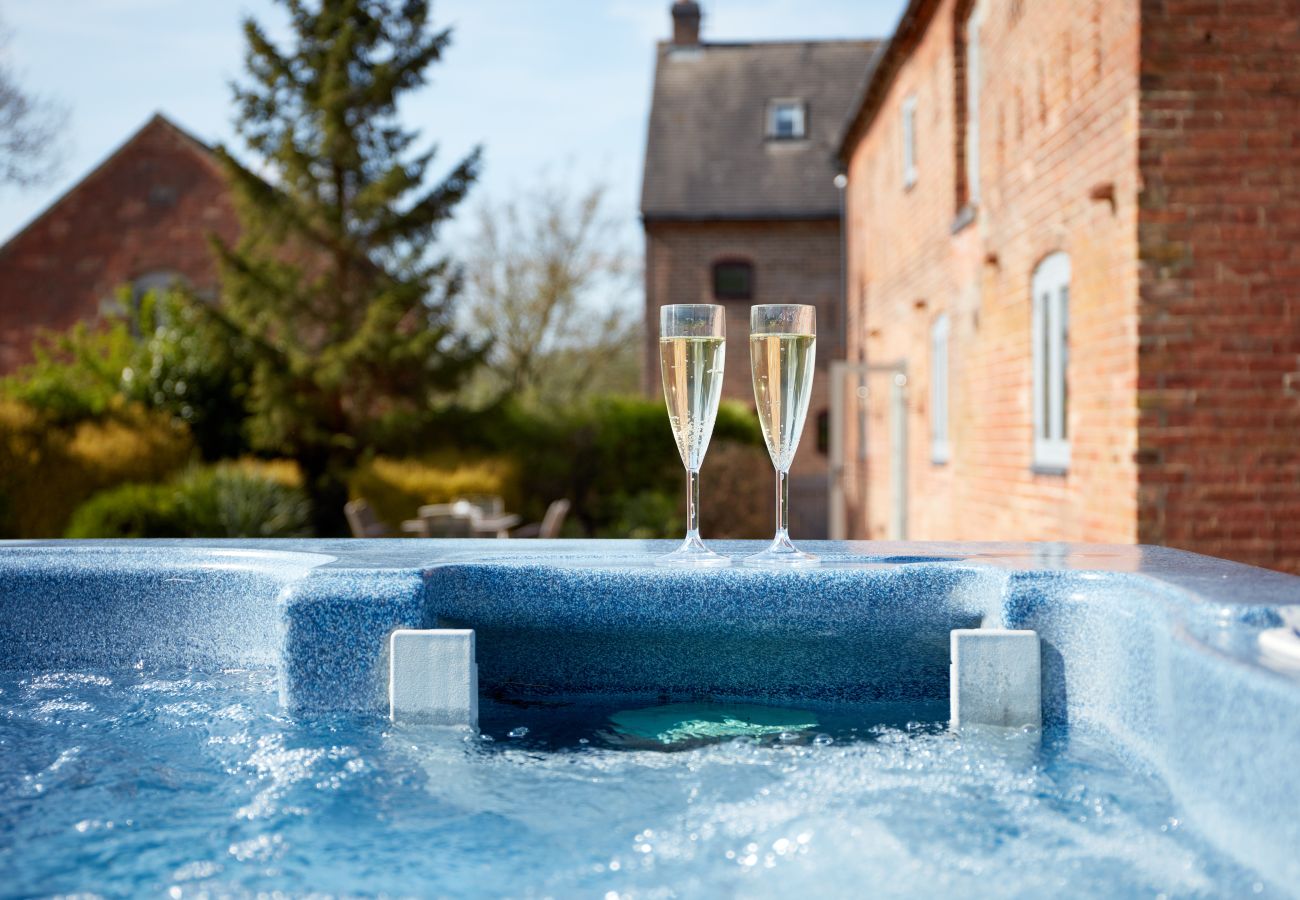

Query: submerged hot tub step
left=389, top=629, right=479, bottom=727
left=950, top=629, right=1041, bottom=730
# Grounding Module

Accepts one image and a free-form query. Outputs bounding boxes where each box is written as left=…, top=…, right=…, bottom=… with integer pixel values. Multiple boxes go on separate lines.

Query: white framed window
left=930, top=312, right=950, bottom=463
left=901, top=95, right=918, bottom=188
left=964, top=0, right=983, bottom=206
left=1032, top=252, right=1070, bottom=470
left=767, top=99, right=806, bottom=139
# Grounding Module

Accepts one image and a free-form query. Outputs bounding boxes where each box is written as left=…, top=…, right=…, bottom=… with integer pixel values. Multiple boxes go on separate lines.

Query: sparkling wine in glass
left=745, top=304, right=818, bottom=567
left=657, top=304, right=729, bottom=567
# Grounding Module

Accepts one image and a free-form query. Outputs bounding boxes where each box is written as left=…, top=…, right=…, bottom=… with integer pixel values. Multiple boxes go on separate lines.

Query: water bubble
left=508, top=727, right=529, bottom=739
left=779, top=732, right=799, bottom=742
left=479, top=733, right=494, bottom=742
left=578, top=738, right=589, bottom=745
left=813, top=734, right=834, bottom=746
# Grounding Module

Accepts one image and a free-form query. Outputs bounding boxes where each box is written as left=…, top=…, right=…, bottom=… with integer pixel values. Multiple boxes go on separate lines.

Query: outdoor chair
left=513, top=499, right=570, bottom=539
left=344, top=499, right=390, bottom=538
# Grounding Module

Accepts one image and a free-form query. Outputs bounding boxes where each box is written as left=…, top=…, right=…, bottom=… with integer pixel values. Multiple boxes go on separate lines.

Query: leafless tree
left=0, top=16, right=66, bottom=188
left=463, top=176, right=641, bottom=407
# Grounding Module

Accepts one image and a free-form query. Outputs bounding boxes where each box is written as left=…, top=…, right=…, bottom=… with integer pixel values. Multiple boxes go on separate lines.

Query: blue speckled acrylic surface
left=2, top=538, right=1299, bottom=887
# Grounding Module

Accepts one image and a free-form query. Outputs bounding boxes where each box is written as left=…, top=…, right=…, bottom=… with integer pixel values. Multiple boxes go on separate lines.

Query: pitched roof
left=0, top=112, right=223, bottom=259
left=641, top=39, right=882, bottom=221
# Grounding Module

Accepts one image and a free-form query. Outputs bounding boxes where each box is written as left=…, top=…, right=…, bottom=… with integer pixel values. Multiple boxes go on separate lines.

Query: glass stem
left=775, top=468, right=790, bottom=540
left=686, top=468, right=701, bottom=540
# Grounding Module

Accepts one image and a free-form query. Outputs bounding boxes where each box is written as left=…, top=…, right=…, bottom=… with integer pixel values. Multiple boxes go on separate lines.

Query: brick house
left=0, top=113, right=238, bottom=373
left=837, top=0, right=1300, bottom=572
left=641, top=1, right=881, bottom=538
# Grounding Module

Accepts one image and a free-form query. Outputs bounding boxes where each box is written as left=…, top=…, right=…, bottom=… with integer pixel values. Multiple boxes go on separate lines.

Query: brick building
left=641, top=1, right=880, bottom=538
left=837, top=0, right=1300, bottom=572
left=0, top=113, right=238, bottom=373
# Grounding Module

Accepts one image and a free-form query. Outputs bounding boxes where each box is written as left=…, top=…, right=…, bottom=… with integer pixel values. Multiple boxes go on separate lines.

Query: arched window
left=1031, top=252, right=1070, bottom=470
left=131, top=270, right=186, bottom=303
left=712, top=259, right=754, bottom=301
left=98, top=270, right=188, bottom=325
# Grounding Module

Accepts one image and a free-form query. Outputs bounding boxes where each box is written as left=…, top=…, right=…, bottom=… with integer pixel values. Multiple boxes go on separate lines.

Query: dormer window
left=767, top=100, right=806, bottom=140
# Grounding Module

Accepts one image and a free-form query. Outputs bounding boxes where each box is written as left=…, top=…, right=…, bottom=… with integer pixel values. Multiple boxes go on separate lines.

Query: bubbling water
left=0, top=667, right=1275, bottom=897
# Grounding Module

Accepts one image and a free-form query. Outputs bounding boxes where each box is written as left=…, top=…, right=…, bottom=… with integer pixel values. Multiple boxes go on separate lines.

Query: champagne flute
left=746, top=304, right=818, bottom=567
left=657, top=304, right=729, bottom=567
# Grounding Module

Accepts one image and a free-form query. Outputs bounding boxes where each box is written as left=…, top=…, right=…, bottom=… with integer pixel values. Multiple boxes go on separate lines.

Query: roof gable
left=641, top=39, right=882, bottom=221
left=0, top=113, right=222, bottom=259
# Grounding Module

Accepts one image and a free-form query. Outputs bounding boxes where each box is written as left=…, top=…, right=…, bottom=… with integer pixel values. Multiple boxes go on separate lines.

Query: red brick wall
left=643, top=218, right=843, bottom=537
left=0, top=116, right=238, bottom=373
left=844, top=0, right=1142, bottom=543
left=1136, top=0, right=1300, bottom=572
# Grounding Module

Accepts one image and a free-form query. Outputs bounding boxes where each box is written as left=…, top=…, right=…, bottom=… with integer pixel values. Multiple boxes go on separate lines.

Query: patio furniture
left=403, top=503, right=476, bottom=538
left=459, top=494, right=505, bottom=518
left=415, top=500, right=520, bottom=538
left=344, top=499, right=390, bottom=538
left=470, top=513, right=522, bottom=538
left=513, top=499, right=570, bottom=539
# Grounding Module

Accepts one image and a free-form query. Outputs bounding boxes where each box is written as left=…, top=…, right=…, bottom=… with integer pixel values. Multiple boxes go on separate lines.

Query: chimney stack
left=671, top=1, right=701, bottom=46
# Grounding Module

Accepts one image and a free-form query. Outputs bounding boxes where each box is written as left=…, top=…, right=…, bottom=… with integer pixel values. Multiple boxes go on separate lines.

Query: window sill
left=1030, top=462, right=1069, bottom=477
left=951, top=204, right=977, bottom=235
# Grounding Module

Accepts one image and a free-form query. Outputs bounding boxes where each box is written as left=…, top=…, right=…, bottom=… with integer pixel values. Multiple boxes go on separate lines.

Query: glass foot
left=742, top=533, right=818, bottom=568
left=656, top=534, right=731, bottom=567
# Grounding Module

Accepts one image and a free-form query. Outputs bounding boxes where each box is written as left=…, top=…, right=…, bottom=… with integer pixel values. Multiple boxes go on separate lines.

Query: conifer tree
left=213, top=0, right=482, bottom=534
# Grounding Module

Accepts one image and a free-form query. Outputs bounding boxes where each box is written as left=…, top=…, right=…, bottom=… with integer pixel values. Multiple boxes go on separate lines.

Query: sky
left=0, top=0, right=906, bottom=252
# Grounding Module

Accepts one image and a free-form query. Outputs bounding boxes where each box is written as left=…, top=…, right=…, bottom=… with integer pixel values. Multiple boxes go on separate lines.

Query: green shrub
left=471, top=395, right=763, bottom=538
left=172, top=464, right=311, bottom=538
left=3, top=288, right=255, bottom=460
left=0, top=398, right=194, bottom=538
left=599, top=489, right=682, bottom=539
left=2, top=321, right=134, bottom=425
left=65, top=460, right=310, bottom=539
left=64, top=483, right=181, bottom=539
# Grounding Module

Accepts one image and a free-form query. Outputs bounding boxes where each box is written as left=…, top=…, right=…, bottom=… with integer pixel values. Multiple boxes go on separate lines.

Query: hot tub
left=2, top=539, right=1297, bottom=896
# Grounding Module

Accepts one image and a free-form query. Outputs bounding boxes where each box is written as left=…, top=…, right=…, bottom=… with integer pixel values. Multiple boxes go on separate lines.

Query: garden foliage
left=0, top=398, right=193, bottom=537
left=66, top=460, right=310, bottom=539
left=4, top=289, right=253, bottom=460
left=349, top=456, right=518, bottom=531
